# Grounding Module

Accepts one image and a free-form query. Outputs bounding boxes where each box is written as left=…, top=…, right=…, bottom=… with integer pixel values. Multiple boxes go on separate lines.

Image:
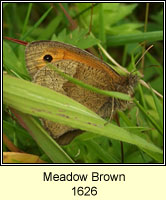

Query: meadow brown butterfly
left=25, top=40, right=138, bottom=145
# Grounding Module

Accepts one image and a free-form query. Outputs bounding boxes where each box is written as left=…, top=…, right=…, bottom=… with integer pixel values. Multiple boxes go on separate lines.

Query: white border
left=1, top=1, right=165, bottom=166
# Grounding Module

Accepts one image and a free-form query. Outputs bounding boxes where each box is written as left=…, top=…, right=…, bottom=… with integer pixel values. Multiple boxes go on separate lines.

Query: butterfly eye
left=43, top=54, right=53, bottom=62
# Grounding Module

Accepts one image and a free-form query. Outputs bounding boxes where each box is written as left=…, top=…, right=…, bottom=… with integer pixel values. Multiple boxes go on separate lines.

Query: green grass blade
left=133, top=98, right=163, bottom=135
left=107, top=31, right=163, bottom=46
left=37, top=14, right=63, bottom=40
left=150, top=86, right=163, bottom=128
left=3, top=75, right=163, bottom=156
left=21, top=3, right=33, bottom=36
left=21, top=6, right=52, bottom=40
left=47, top=63, right=131, bottom=101
left=11, top=109, right=74, bottom=163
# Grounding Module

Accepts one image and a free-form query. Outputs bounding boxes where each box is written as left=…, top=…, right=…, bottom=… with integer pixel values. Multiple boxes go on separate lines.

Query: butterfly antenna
left=135, top=45, right=154, bottom=67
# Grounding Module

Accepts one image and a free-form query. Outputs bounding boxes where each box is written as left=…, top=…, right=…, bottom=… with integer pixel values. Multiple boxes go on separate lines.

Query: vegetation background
left=3, top=2, right=163, bottom=163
